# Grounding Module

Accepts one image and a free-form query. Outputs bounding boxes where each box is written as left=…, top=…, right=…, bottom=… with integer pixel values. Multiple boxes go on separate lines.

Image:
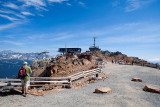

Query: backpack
left=18, top=67, right=27, bottom=79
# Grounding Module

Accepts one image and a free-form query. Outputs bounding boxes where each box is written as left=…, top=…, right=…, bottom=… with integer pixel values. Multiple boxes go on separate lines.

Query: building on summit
left=89, top=37, right=101, bottom=52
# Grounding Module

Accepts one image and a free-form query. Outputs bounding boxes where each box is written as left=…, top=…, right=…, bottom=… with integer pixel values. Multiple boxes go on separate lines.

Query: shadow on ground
left=0, top=89, right=22, bottom=97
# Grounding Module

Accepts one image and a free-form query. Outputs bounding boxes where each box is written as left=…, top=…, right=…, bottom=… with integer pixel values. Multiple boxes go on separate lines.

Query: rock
left=73, top=60, right=79, bottom=65
left=92, top=77, right=97, bottom=80
left=37, top=89, right=43, bottom=93
left=82, top=59, right=91, bottom=65
left=89, top=80, right=96, bottom=83
left=39, top=61, right=47, bottom=67
left=143, top=85, right=160, bottom=94
left=29, top=88, right=44, bottom=96
left=131, top=78, right=142, bottom=82
left=94, top=87, right=111, bottom=93
left=97, top=77, right=103, bottom=80
left=57, top=56, right=66, bottom=62
left=31, top=61, right=39, bottom=68
left=52, top=65, right=58, bottom=73
left=66, top=63, right=73, bottom=69
left=65, top=85, right=71, bottom=88
left=88, top=77, right=96, bottom=81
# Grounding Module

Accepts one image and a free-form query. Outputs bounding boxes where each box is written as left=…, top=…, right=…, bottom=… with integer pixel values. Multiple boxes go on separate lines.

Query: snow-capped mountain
left=0, top=50, right=50, bottom=60
left=0, top=50, right=50, bottom=78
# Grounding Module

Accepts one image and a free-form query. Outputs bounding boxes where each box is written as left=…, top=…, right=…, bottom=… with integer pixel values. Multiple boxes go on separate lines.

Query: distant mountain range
left=148, top=61, right=160, bottom=65
left=0, top=50, right=50, bottom=78
left=153, top=62, right=160, bottom=65
left=0, top=50, right=49, bottom=60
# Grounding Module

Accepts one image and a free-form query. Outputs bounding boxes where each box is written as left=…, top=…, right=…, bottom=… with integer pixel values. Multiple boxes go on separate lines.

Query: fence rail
left=0, top=77, right=71, bottom=88
left=0, top=67, right=102, bottom=89
left=69, top=68, right=101, bottom=81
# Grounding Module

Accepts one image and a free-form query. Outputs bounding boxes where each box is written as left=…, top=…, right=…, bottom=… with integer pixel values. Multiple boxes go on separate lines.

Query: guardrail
left=0, top=67, right=102, bottom=89
left=0, top=77, right=71, bottom=87
left=68, top=68, right=101, bottom=81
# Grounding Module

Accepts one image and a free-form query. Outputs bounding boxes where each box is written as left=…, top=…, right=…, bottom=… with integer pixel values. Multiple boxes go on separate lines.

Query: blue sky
left=0, top=0, right=160, bottom=62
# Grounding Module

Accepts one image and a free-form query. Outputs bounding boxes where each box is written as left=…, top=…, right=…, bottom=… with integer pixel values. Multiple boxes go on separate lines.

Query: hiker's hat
left=24, top=62, right=28, bottom=64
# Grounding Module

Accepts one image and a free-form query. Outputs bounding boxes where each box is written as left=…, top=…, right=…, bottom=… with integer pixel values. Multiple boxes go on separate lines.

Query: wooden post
left=83, top=71, right=85, bottom=78
left=67, top=78, right=71, bottom=88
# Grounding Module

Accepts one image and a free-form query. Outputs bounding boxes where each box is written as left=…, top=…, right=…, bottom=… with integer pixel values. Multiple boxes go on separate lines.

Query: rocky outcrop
left=31, top=55, right=98, bottom=77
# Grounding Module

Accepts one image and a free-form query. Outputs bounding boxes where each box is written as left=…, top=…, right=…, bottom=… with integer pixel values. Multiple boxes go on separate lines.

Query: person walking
left=112, top=60, right=114, bottom=64
left=21, top=62, right=32, bottom=97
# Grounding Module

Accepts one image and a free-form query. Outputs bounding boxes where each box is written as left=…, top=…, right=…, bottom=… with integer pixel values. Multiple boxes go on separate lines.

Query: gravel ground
left=0, top=62, right=160, bottom=107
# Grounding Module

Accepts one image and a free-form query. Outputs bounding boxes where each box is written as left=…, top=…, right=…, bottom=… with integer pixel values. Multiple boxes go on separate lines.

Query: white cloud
left=20, top=0, right=46, bottom=6
left=0, top=0, right=70, bottom=25
left=146, top=58, right=160, bottom=63
left=27, top=34, right=46, bottom=40
left=52, top=35, right=71, bottom=41
left=21, top=11, right=34, bottom=16
left=48, top=0, right=68, bottom=3
left=0, top=40, right=23, bottom=46
left=66, top=3, right=72, bottom=6
left=0, top=10, right=25, bottom=19
left=78, top=1, right=86, bottom=7
left=67, top=22, right=160, bottom=45
left=0, top=0, right=71, bottom=32
left=126, top=0, right=155, bottom=12
left=46, top=32, right=74, bottom=41
left=0, top=21, right=24, bottom=31
left=102, top=24, right=160, bottom=44
left=3, top=3, right=19, bottom=9
left=101, top=34, right=160, bottom=44
left=0, top=14, right=18, bottom=21
left=14, top=14, right=25, bottom=19
left=20, top=0, right=47, bottom=10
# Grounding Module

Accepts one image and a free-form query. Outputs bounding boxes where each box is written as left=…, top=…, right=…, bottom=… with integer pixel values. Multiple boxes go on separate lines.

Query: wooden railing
left=68, top=68, right=101, bottom=81
left=0, top=77, right=71, bottom=87
left=0, top=67, right=102, bottom=89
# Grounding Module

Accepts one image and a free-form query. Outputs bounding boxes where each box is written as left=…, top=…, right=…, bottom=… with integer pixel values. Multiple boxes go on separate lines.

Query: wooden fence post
left=83, top=71, right=85, bottom=78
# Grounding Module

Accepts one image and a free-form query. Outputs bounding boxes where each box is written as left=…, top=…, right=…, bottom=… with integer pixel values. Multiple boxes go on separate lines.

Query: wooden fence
left=0, top=67, right=102, bottom=90
left=68, top=68, right=101, bottom=81
left=0, top=77, right=71, bottom=87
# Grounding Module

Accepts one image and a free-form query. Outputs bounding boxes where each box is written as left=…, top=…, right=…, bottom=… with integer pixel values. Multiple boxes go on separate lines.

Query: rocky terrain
left=31, top=51, right=160, bottom=78
left=31, top=54, right=98, bottom=77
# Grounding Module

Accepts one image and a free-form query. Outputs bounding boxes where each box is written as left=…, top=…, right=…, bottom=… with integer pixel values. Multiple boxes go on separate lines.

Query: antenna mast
left=93, top=37, right=96, bottom=47
left=65, top=43, right=67, bottom=55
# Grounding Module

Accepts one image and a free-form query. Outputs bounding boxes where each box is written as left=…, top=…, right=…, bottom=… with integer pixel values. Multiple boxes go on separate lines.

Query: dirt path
left=0, top=62, right=160, bottom=107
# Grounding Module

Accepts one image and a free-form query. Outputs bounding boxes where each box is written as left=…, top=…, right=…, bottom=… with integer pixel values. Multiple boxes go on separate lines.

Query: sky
left=0, top=0, right=160, bottom=62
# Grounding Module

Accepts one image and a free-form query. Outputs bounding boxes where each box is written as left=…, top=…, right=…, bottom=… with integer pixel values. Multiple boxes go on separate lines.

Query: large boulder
left=131, top=78, right=142, bottom=82
left=72, top=60, right=79, bottom=65
left=143, top=85, right=160, bottom=94
left=52, top=65, right=58, bottom=74
left=94, top=87, right=111, bottom=93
